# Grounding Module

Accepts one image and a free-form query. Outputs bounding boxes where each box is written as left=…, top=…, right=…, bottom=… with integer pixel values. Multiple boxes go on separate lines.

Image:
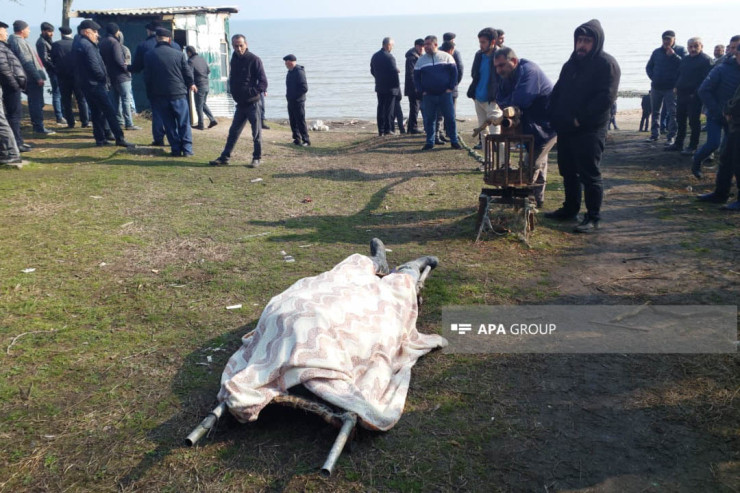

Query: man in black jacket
left=404, top=39, right=424, bottom=134
left=645, top=30, right=686, bottom=144
left=144, top=28, right=195, bottom=157
left=0, top=22, right=29, bottom=153
left=467, top=27, right=502, bottom=149
left=283, top=54, right=310, bottom=146
left=666, top=37, right=712, bottom=155
left=51, top=26, right=89, bottom=129
left=73, top=19, right=132, bottom=148
left=36, top=22, right=65, bottom=125
left=131, top=22, right=181, bottom=146
left=100, top=23, right=139, bottom=131
left=209, top=35, right=267, bottom=168
left=370, top=37, right=401, bottom=136
left=186, top=46, right=217, bottom=130
left=545, top=19, right=621, bottom=233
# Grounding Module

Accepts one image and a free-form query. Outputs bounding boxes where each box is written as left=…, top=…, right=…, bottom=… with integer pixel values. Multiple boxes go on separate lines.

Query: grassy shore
left=0, top=112, right=737, bottom=492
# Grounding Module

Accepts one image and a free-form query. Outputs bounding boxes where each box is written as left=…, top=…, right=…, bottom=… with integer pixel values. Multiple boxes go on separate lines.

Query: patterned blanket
left=218, top=254, right=447, bottom=431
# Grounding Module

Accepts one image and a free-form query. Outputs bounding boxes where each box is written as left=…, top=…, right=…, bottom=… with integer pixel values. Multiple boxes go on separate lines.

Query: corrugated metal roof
left=73, top=6, right=238, bottom=17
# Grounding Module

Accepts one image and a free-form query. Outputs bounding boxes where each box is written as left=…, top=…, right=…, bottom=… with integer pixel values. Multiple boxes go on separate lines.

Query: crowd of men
left=643, top=31, right=740, bottom=210
left=371, top=22, right=621, bottom=231
left=1, top=17, right=737, bottom=218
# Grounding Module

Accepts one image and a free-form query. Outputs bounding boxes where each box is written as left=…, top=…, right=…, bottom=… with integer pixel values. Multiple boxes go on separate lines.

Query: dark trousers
left=639, top=110, right=650, bottom=131
left=83, top=83, right=123, bottom=144
left=556, top=128, right=607, bottom=220
left=376, top=93, right=395, bottom=135
left=407, top=93, right=421, bottom=132
left=422, top=92, right=457, bottom=146
left=152, top=97, right=192, bottom=155
left=392, top=95, right=405, bottom=133
left=49, top=73, right=64, bottom=122
left=2, top=87, right=23, bottom=146
left=675, top=90, right=702, bottom=150
left=287, top=98, right=310, bottom=144
left=193, top=89, right=215, bottom=127
left=715, top=129, right=740, bottom=200
left=58, top=76, right=89, bottom=127
left=26, top=82, right=46, bottom=132
left=221, top=100, right=261, bottom=160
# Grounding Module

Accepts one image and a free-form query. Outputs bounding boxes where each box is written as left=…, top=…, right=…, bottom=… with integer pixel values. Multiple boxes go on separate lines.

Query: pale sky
left=2, top=0, right=737, bottom=26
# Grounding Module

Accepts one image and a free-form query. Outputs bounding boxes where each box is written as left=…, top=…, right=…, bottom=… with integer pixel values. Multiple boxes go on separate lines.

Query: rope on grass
left=7, top=329, right=58, bottom=354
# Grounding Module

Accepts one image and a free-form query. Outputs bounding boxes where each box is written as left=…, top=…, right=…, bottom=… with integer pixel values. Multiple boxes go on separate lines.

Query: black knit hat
left=59, top=26, right=72, bottom=35
left=662, top=30, right=676, bottom=38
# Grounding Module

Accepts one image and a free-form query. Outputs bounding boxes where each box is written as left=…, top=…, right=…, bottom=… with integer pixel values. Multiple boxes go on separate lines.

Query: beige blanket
left=218, top=254, right=447, bottom=431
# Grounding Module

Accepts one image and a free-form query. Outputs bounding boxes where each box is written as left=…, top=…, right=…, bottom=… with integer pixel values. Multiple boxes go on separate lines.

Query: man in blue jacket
left=283, top=54, right=310, bottom=147
left=209, top=35, right=267, bottom=168
left=73, top=20, right=132, bottom=148
left=414, top=35, right=460, bottom=150
left=144, top=28, right=195, bottom=157
left=494, top=47, right=556, bottom=208
left=645, top=30, right=686, bottom=145
left=696, top=48, right=740, bottom=203
left=370, top=37, right=401, bottom=136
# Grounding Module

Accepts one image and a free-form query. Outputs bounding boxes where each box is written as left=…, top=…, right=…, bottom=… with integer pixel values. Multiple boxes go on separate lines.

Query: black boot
left=394, top=256, right=438, bottom=283
left=369, top=238, right=389, bottom=275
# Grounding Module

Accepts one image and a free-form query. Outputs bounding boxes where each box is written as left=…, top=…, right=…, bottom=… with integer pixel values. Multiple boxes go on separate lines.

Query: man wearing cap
left=0, top=21, right=31, bottom=154
left=0, top=21, right=23, bottom=165
left=8, top=20, right=53, bottom=135
left=144, top=27, right=195, bottom=157
left=131, top=21, right=181, bottom=146
left=51, top=26, right=89, bottom=129
left=283, top=54, right=310, bottom=147
left=186, top=46, right=217, bottom=130
left=73, top=19, right=133, bottom=148
left=404, top=39, right=424, bottom=134
left=645, top=30, right=686, bottom=145
left=209, top=34, right=267, bottom=168
left=36, top=22, right=65, bottom=125
left=546, top=19, right=620, bottom=233
left=99, top=23, right=138, bottom=131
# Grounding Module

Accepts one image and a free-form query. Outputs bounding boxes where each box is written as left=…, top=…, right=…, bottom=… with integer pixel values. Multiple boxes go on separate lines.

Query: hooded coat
left=548, top=19, right=621, bottom=134
left=404, top=47, right=421, bottom=97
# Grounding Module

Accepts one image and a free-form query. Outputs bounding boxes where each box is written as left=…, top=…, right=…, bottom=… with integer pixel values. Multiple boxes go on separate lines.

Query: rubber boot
left=393, top=256, right=439, bottom=283
left=369, top=238, right=389, bottom=275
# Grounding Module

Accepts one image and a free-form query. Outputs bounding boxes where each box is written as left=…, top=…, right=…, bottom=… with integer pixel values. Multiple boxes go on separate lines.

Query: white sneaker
left=247, top=159, right=260, bottom=168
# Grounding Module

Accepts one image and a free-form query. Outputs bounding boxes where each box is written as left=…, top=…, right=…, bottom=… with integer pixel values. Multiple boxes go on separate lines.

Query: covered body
left=218, top=254, right=447, bottom=431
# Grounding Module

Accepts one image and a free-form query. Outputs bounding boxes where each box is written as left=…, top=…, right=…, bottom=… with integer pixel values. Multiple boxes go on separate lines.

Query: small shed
left=72, top=6, right=238, bottom=116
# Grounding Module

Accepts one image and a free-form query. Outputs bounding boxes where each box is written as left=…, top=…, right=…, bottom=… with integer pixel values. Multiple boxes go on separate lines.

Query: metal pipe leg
left=320, top=412, right=357, bottom=477
left=185, top=402, right=227, bottom=446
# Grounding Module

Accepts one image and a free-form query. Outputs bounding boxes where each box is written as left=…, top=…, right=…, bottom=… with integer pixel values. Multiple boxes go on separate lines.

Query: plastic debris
left=90, top=195, right=103, bottom=199
left=250, top=178, right=263, bottom=183
left=21, top=268, right=35, bottom=273
left=99, top=262, right=107, bottom=267
left=226, top=304, right=242, bottom=310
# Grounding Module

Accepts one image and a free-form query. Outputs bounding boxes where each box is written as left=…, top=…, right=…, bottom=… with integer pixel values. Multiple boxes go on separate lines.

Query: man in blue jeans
left=693, top=36, right=740, bottom=179
left=413, top=35, right=460, bottom=151
left=645, top=30, right=685, bottom=146
left=36, top=22, right=65, bottom=125
left=209, top=35, right=267, bottom=168
left=99, top=23, right=140, bottom=131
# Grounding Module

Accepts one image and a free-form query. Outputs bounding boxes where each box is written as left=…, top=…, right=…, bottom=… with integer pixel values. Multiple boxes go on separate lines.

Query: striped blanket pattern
left=218, top=254, right=447, bottom=431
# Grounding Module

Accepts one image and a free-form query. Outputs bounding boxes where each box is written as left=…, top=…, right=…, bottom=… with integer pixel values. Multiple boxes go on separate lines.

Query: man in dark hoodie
left=546, top=19, right=621, bottom=233
left=645, top=30, right=686, bottom=145
left=666, top=37, right=712, bottom=155
left=283, top=54, right=310, bottom=147
left=186, top=46, right=217, bottom=130
left=99, top=23, right=139, bottom=131
left=209, top=35, right=267, bottom=168
left=36, top=22, right=65, bottom=125
left=51, top=26, right=89, bottom=129
left=370, top=37, right=401, bottom=136
left=404, top=39, right=424, bottom=134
